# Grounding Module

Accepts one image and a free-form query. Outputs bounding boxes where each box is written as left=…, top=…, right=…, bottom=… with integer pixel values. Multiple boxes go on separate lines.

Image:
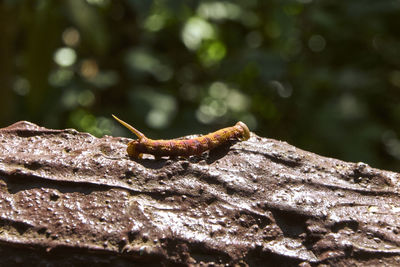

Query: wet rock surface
left=0, top=121, right=400, bottom=266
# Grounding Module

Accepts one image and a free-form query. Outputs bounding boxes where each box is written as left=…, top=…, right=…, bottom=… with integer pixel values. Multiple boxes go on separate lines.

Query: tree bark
left=0, top=121, right=399, bottom=266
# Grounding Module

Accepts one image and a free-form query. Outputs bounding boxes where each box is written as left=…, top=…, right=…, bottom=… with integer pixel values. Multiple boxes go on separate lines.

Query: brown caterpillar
left=112, top=115, right=250, bottom=159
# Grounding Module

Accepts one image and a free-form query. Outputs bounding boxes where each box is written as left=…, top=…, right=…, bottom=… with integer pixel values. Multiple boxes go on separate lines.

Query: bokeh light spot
left=209, top=82, right=229, bottom=99
left=182, top=17, right=215, bottom=50
left=199, top=40, right=226, bottom=66
left=54, top=47, right=77, bottom=67
left=197, top=2, right=241, bottom=20
left=308, top=34, right=326, bottom=52
left=382, top=131, right=400, bottom=160
left=78, top=90, right=95, bottom=107
left=270, top=81, right=293, bottom=98
left=246, top=31, right=263, bottom=48
left=62, top=89, right=79, bottom=109
left=48, top=69, right=74, bottom=87
left=146, top=110, right=169, bottom=129
left=227, top=90, right=249, bottom=112
left=144, top=14, right=166, bottom=32
left=126, top=49, right=173, bottom=81
left=80, top=59, right=99, bottom=79
left=62, top=27, right=80, bottom=47
left=86, top=0, right=110, bottom=7
left=13, top=77, right=30, bottom=96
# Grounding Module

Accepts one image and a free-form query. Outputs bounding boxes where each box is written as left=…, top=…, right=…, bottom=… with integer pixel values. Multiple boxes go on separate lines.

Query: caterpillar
left=112, top=115, right=250, bottom=159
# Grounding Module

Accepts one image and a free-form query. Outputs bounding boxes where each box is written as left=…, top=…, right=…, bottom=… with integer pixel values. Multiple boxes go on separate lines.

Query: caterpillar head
left=127, top=140, right=140, bottom=158
left=235, top=121, right=250, bottom=141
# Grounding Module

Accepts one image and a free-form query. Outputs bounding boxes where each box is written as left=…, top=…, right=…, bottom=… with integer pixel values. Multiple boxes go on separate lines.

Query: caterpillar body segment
left=112, top=115, right=250, bottom=159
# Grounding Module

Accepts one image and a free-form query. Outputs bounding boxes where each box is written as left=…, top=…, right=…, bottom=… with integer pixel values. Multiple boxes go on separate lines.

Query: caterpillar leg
left=128, top=153, right=144, bottom=159
left=126, top=148, right=144, bottom=159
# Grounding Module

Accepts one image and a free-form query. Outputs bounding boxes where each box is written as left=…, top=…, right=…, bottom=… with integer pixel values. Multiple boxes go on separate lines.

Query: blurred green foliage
left=1, top=0, right=400, bottom=171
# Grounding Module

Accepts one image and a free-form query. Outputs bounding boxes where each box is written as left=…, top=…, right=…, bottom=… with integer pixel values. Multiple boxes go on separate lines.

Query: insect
left=112, top=115, right=250, bottom=159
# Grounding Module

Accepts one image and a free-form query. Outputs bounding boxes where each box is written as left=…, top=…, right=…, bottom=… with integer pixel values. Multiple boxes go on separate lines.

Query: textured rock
left=0, top=121, right=400, bottom=266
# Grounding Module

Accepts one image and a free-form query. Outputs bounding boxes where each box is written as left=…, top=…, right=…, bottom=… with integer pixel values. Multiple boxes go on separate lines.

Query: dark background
left=1, top=0, right=400, bottom=172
